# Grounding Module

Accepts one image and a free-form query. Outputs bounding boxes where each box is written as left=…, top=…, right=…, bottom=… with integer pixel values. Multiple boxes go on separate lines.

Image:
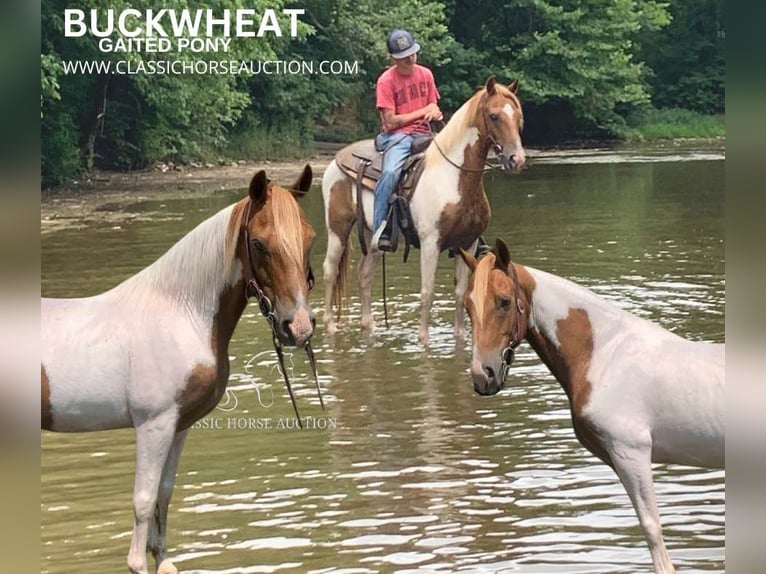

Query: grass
left=224, top=125, right=315, bottom=161
left=633, top=108, right=725, bottom=139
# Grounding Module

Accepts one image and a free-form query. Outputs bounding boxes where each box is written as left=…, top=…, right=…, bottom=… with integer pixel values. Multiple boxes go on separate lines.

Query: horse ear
left=290, top=164, right=313, bottom=197
left=249, top=170, right=269, bottom=206
left=494, top=239, right=511, bottom=272
left=457, top=248, right=478, bottom=272
left=508, top=79, right=519, bottom=94
left=485, top=75, right=497, bottom=95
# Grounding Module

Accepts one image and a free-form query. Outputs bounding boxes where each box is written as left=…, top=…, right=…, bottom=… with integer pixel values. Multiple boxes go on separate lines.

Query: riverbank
left=40, top=153, right=336, bottom=234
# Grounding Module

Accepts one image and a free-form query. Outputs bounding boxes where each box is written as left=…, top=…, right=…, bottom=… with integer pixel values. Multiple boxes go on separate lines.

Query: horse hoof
left=157, top=559, right=178, bottom=574
left=361, top=316, right=376, bottom=332
left=324, top=320, right=337, bottom=337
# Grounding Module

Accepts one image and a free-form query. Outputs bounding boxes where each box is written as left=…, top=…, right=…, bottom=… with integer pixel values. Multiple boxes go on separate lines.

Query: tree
left=41, top=0, right=307, bottom=184
left=441, top=0, right=670, bottom=140
left=638, top=0, right=724, bottom=113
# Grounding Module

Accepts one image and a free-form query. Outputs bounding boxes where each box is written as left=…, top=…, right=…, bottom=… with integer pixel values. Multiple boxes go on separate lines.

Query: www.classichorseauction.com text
left=61, top=7, right=359, bottom=76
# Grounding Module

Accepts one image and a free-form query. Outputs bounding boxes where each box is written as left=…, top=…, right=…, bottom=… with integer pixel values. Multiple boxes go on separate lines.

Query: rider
left=371, top=29, right=442, bottom=252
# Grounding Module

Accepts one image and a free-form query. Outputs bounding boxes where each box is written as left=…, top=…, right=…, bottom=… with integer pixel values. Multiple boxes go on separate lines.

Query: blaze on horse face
left=242, top=165, right=317, bottom=347
left=482, top=76, right=526, bottom=173
left=460, top=240, right=525, bottom=395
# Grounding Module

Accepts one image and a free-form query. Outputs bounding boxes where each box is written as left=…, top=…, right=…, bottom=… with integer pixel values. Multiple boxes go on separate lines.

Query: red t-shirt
left=376, top=64, right=440, bottom=135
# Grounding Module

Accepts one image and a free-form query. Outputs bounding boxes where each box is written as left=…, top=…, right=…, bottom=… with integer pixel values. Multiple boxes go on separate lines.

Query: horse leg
left=610, top=441, right=675, bottom=574
left=322, top=230, right=348, bottom=337
left=148, top=429, right=188, bottom=574
left=453, top=239, right=478, bottom=341
left=418, top=239, right=441, bottom=346
left=358, top=236, right=380, bottom=332
left=127, top=411, right=178, bottom=574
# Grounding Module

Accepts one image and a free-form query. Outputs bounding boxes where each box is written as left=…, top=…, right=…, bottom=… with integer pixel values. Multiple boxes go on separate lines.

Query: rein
left=499, top=260, right=526, bottom=384
left=427, top=93, right=506, bottom=174
left=242, top=200, right=324, bottom=428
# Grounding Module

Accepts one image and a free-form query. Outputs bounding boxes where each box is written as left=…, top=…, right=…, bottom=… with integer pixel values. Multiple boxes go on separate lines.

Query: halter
left=242, top=199, right=324, bottom=428
left=498, top=259, right=526, bottom=384
left=428, top=91, right=512, bottom=174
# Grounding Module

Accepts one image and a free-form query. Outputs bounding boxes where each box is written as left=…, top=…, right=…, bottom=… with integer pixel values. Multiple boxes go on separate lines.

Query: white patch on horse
left=502, top=102, right=515, bottom=120
left=526, top=266, right=725, bottom=468
left=321, top=161, right=344, bottom=226
left=42, top=206, right=238, bottom=431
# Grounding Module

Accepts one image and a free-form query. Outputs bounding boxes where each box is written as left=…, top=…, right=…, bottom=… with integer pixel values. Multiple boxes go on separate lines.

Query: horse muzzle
left=498, top=147, right=526, bottom=173
left=277, top=305, right=316, bottom=348
left=470, top=362, right=505, bottom=396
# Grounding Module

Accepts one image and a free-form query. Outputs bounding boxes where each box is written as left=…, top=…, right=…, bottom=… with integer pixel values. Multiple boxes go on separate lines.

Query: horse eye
left=489, top=113, right=499, bottom=121
left=497, top=296, right=511, bottom=311
left=250, top=239, right=267, bottom=254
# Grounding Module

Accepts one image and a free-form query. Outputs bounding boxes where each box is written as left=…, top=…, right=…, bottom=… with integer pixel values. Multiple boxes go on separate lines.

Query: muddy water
left=41, top=143, right=724, bottom=573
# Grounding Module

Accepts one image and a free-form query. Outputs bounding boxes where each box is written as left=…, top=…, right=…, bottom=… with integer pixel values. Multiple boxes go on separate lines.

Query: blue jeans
left=372, top=132, right=414, bottom=232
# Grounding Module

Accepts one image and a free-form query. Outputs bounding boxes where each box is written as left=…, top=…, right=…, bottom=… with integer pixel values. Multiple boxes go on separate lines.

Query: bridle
left=428, top=91, right=519, bottom=174
left=498, top=259, right=526, bottom=384
left=242, top=199, right=323, bottom=428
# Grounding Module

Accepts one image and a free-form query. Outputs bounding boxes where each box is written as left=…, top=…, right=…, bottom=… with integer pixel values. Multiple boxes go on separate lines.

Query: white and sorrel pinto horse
left=459, top=239, right=724, bottom=574
left=41, top=167, right=316, bottom=574
left=322, top=76, right=525, bottom=346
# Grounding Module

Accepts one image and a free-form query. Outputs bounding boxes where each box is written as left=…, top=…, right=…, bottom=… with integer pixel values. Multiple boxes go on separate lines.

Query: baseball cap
left=387, top=29, right=421, bottom=59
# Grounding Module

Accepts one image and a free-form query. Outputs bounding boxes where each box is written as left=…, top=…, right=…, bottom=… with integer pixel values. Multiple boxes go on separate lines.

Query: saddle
left=334, top=136, right=432, bottom=259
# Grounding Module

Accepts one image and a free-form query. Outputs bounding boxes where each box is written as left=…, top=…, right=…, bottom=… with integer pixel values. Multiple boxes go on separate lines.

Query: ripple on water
left=41, top=155, right=725, bottom=574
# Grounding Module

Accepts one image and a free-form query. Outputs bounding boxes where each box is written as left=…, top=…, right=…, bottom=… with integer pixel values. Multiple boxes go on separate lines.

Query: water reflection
left=41, top=153, right=724, bottom=573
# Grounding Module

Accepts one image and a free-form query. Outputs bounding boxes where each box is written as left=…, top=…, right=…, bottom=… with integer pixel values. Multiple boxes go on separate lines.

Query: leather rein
left=242, top=199, right=324, bottom=428
left=428, top=92, right=511, bottom=174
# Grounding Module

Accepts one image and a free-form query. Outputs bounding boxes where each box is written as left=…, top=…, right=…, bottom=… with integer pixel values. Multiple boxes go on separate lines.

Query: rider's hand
left=422, top=103, right=443, bottom=122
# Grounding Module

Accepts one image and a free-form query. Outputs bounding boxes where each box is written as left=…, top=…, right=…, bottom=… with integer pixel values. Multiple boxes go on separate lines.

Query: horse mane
left=115, top=185, right=304, bottom=315
left=425, top=83, right=521, bottom=166
left=117, top=206, right=236, bottom=314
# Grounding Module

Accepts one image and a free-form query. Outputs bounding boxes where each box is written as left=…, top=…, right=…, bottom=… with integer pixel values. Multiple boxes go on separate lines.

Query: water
left=41, top=144, right=725, bottom=573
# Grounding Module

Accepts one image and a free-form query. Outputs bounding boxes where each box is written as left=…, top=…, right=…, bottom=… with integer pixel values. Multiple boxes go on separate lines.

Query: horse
left=458, top=239, right=724, bottom=574
left=321, top=75, right=526, bottom=346
left=41, top=166, right=316, bottom=574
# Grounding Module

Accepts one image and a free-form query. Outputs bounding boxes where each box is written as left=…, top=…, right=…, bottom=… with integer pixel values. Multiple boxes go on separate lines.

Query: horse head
left=240, top=165, right=316, bottom=347
left=480, top=76, right=526, bottom=173
left=459, top=239, right=528, bottom=395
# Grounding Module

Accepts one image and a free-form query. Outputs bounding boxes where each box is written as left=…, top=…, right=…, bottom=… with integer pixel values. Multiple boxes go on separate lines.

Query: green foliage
left=41, top=0, right=725, bottom=185
left=41, top=110, right=81, bottom=186
left=40, top=54, right=62, bottom=115
left=631, top=108, right=725, bottom=139
left=41, top=0, right=300, bottom=184
left=637, top=0, right=724, bottom=113
left=260, top=0, right=453, bottom=132
left=443, top=0, right=670, bottom=138
left=226, top=116, right=315, bottom=160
